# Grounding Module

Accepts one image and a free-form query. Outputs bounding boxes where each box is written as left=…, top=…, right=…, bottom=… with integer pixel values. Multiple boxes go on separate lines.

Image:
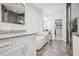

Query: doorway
left=55, top=19, right=62, bottom=40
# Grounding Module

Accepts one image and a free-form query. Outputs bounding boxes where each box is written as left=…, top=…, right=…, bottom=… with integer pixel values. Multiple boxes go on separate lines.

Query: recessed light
left=52, top=6, right=55, bottom=9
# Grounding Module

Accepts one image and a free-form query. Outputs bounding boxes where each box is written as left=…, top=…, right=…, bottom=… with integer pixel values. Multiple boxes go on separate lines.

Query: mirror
left=1, top=3, right=25, bottom=25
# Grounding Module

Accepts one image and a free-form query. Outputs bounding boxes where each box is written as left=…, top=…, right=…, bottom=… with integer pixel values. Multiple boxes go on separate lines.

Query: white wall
left=62, top=4, right=66, bottom=42
left=45, top=4, right=66, bottom=42
left=25, top=3, right=66, bottom=42
left=71, top=3, right=79, bottom=18
left=0, top=22, right=26, bottom=30
left=25, top=4, right=44, bottom=34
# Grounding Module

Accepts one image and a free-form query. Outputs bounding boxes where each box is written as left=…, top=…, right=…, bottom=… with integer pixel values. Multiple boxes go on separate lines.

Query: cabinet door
left=3, top=47, right=23, bottom=56
left=24, top=41, right=36, bottom=56
left=0, top=40, right=13, bottom=55
left=73, top=35, right=79, bottom=56
left=13, top=35, right=36, bottom=46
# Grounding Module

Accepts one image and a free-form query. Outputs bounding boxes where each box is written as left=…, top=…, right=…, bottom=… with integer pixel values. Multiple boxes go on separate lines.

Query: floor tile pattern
left=37, top=40, right=72, bottom=56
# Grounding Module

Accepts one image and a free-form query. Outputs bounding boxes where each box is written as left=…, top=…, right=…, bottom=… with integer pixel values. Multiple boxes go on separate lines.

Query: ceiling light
left=52, top=6, right=55, bottom=9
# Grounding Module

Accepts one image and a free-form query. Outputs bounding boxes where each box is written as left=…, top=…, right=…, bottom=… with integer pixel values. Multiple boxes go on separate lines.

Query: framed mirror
left=1, top=3, right=25, bottom=25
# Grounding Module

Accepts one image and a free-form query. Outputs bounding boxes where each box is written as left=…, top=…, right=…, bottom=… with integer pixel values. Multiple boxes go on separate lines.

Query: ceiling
left=31, top=3, right=65, bottom=14
left=2, top=3, right=25, bottom=14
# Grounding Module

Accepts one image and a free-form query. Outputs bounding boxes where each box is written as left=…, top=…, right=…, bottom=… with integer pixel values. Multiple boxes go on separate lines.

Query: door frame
left=66, top=3, right=73, bottom=55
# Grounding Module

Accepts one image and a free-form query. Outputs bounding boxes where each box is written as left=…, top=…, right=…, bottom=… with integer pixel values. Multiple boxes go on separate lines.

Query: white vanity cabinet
left=3, top=46, right=23, bottom=56
left=0, top=34, right=36, bottom=56
left=12, top=35, right=36, bottom=56
left=3, top=40, right=36, bottom=56
left=23, top=41, right=36, bottom=56
left=73, top=35, right=79, bottom=56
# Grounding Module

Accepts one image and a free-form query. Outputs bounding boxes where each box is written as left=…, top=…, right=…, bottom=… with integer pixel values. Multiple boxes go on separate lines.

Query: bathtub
left=36, top=32, right=49, bottom=50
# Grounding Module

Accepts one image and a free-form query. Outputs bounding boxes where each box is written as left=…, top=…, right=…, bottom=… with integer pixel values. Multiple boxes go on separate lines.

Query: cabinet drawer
left=0, top=35, right=36, bottom=56
left=0, top=40, right=13, bottom=54
left=2, top=45, right=24, bottom=56
left=13, top=35, right=36, bottom=46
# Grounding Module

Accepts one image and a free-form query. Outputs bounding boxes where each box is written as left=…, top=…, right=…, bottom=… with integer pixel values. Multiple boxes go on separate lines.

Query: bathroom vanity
left=0, top=32, right=36, bottom=56
left=0, top=4, right=36, bottom=56
left=72, top=32, right=79, bottom=56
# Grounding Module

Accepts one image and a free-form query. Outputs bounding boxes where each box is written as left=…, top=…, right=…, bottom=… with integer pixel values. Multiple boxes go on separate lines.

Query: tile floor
left=37, top=40, right=72, bottom=56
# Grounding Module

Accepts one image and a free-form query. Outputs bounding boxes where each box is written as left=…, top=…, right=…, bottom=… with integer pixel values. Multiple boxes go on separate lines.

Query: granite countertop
left=0, top=32, right=36, bottom=40
left=72, top=32, right=79, bottom=37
